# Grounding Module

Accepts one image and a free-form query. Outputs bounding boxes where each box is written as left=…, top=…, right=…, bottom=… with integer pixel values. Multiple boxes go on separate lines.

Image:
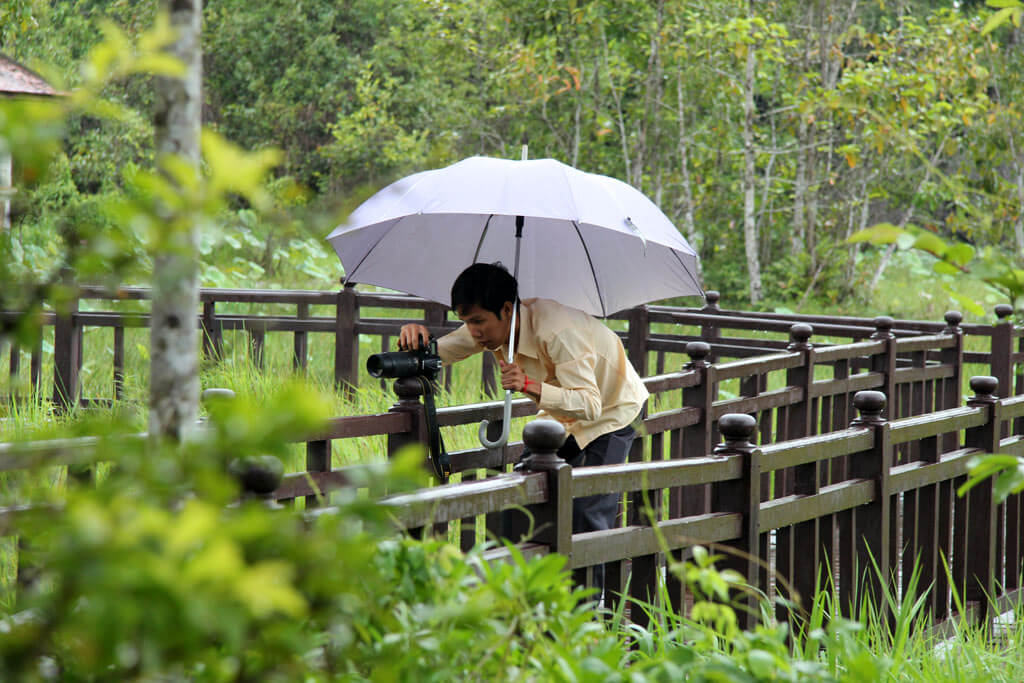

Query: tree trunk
left=676, top=73, right=698, bottom=249
left=1010, top=135, right=1024, bottom=259
left=847, top=170, right=871, bottom=284
left=1014, top=159, right=1024, bottom=260
left=150, top=0, right=202, bottom=441
left=1, top=150, right=11, bottom=230
left=792, top=116, right=808, bottom=255
left=742, top=26, right=763, bottom=304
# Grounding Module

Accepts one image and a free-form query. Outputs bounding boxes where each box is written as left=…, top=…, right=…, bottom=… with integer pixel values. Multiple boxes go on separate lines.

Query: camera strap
left=417, top=376, right=451, bottom=482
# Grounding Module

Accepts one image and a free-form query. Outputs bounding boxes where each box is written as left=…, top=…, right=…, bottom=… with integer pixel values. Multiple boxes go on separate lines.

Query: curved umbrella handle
left=478, top=389, right=513, bottom=449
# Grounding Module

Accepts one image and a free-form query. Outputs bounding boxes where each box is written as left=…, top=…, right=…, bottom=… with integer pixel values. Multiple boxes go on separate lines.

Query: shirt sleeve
left=436, top=324, right=484, bottom=365
left=536, top=328, right=602, bottom=422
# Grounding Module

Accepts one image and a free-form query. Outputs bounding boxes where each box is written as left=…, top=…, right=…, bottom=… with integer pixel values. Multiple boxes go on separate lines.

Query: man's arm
left=399, top=322, right=482, bottom=365
left=533, top=330, right=602, bottom=421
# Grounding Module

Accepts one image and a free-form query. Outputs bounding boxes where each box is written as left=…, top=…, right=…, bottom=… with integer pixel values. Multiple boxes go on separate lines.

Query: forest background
left=3, top=2, right=1024, bottom=679
left=4, top=0, right=1024, bottom=316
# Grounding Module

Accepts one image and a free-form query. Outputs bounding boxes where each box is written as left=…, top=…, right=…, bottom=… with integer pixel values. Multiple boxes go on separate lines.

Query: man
left=399, top=262, right=649, bottom=566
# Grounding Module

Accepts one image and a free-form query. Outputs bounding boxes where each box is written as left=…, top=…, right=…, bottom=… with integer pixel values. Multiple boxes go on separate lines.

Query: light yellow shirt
left=438, top=298, right=649, bottom=448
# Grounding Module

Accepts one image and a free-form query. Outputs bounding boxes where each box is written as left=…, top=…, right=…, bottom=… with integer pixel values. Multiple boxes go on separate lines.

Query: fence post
left=294, top=302, right=309, bottom=372
left=230, top=455, right=285, bottom=507
left=335, top=284, right=360, bottom=392
left=710, top=413, right=761, bottom=629
left=870, top=317, right=896, bottom=418
left=843, top=390, right=893, bottom=620
left=963, top=376, right=1001, bottom=623
left=991, top=305, right=1013, bottom=436
left=701, top=291, right=721, bottom=363
left=496, top=420, right=572, bottom=571
left=780, top=324, right=829, bottom=620
left=386, top=377, right=429, bottom=463
left=679, top=341, right=715, bottom=517
left=51, top=290, right=80, bottom=411
left=519, top=420, right=572, bottom=556
left=113, top=326, right=125, bottom=400
left=305, top=438, right=330, bottom=509
left=626, top=305, right=649, bottom=377
left=202, top=300, right=223, bottom=362
left=940, top=312, right=964, bottom=452
left=30, top=335, right=42, bottom=393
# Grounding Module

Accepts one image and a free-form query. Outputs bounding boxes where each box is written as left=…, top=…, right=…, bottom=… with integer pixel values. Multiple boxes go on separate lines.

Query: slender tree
left=150, top=0, right=202, bottom=440
left=741, top=5, right=763, bottom=304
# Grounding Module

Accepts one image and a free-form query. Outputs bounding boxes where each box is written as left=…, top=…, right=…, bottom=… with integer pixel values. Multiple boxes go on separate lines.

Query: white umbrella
left=328, top=155, right=703, bottom=449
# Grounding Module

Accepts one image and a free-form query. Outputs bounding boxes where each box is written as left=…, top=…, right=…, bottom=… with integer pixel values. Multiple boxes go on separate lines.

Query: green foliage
left=849, top=222, right=1024, bottom=315
left=982, top=0, right=1024, bottom=35
left=959, top=453, right=1024, bottom=501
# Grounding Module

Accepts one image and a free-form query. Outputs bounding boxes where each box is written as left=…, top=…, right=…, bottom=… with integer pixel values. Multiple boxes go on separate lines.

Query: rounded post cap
left=393, top=376, right=425, bottom=400
left=852, top=391, right=886, bottom=422
left=522, top=419, right=567, bottom=454
left=995, top=304, right=1014, bottom=321
left=718, top=413, right=757, bottom=442
left=704, top=291, right=720, bottom=307
left=229, top=455, right=284, bottom=496
left=686, top=341, right=711, bottom=363
left=788, top=323, right=813, bottom=348
left=969, top=375, right=998, bottom=399
left=201, top=387, right=236, bottom=405
left=943, top=310, right=962, bottom=327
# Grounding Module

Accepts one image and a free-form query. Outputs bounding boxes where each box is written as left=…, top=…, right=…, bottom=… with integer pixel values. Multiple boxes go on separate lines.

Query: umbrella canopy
left=328, top=156, right=703, bottom=317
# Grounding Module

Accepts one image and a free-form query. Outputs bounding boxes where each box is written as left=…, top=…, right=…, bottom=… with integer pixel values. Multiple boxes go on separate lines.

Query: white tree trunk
left=742, top=31, right=763, bottom=304
left=1014, top=160, right=1024, bottom=259
left=1, top=151, right=11, bottom=230
left=150, top=0, right=202, bottom=440
left=1010, top=135, right=1024, bottom=258
left=792, top=117, right=808, bottom=255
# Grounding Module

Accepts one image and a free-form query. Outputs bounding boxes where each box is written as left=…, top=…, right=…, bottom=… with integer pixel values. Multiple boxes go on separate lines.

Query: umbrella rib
left=572, top=221, right=607, bottom=317
left=669, top=247, right=705, bottom=296
left=342, top=218, right=401, bottom=285
left=471, top=214, right=495, bottom=264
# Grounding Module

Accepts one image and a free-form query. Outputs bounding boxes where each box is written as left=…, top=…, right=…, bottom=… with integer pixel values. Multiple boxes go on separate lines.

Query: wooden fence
left=1, top=285, right=1022, bottom=413
left=3, top=306, right=1024, bottom=631
left=355, top=376, right=1024, bottom=633
left=2, top=287, right=1024, bottom=633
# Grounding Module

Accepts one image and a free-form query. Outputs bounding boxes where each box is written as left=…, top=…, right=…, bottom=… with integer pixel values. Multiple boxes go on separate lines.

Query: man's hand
left=398, top=324, right=431, bottom=350
left=499, top=360, right=541, bottom=400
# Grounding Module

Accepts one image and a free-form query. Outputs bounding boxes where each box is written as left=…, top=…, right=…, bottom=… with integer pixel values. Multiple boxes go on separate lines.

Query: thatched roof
left=0, top=53, right=58, bottom=97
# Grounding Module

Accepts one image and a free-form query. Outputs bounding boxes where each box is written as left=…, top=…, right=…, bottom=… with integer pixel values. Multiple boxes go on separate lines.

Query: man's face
left=456, top=302, right=513, bottom=351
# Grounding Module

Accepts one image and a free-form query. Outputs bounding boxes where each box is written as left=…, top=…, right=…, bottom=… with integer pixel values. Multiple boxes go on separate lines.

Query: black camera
left=367, top=338, right=443, bottom=380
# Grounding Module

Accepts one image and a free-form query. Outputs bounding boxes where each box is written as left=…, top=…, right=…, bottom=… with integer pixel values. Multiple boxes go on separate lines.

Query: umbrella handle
left=478, top=390, right=513, bottom=450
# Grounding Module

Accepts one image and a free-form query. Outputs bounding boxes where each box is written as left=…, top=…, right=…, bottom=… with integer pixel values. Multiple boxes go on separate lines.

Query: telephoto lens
left=366, top=338, right=443, bottom=380
left=366, top=351, right=422, bottom=378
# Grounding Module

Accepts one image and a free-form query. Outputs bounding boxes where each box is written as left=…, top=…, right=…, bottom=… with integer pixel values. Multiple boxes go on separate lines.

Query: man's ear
left=501, top=300, right=514, bottom=320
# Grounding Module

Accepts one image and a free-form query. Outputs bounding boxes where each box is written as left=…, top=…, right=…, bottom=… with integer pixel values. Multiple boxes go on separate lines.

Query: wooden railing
left=3, top=287, right=1022, bottom=413
left=2, top=293, right=1023, bottom=633
left=338, top=378, right=1024, bottom=633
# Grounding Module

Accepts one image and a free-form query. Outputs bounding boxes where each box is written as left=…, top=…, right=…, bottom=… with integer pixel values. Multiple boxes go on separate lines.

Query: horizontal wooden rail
left=571, top=512, right=743, bottom=568
left=760, top=428, right=874, bottom=471
left=759, top=479, right=875, bottom=531
left=378, top=471, right=548, bottom=528
left=572, top=456, right=741, bottom=498
left=888, top=407, right=985, bottom=445
left=888, top=449, right=978, bottom=495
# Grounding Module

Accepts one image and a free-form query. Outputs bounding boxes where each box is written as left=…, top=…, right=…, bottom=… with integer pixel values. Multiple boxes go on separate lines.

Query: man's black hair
left=450, top=263, right=518, bottom=318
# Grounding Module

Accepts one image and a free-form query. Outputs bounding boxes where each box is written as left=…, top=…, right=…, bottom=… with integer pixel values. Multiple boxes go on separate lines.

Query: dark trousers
left=514, top=424, right=636, bottom=604
left=559, top=426, right=636, bottom=534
